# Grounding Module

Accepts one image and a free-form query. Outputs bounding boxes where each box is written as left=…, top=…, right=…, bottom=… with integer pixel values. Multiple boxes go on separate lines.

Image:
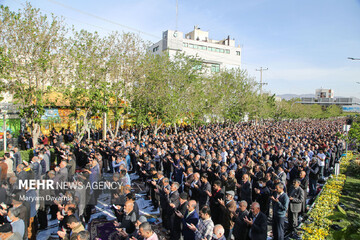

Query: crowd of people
left=0, top=119, right=345, bottom=240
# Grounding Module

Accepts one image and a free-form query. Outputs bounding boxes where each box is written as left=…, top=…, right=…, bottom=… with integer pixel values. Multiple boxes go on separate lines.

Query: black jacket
left=248, top=211, right=267, bottom=240
left=309, top=162, right=319, bottom=180
left=232, top=209, right=249, bottom=240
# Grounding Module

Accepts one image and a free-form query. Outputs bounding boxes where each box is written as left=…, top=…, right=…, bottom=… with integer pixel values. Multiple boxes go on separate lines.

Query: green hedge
left=0, top=148, right=56, bottom=163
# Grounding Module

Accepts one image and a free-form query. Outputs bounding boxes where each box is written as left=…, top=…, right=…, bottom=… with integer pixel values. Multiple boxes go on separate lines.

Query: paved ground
left=37, top=173, right=168, bottom=240
left=37, top=173, right=313, bottom=240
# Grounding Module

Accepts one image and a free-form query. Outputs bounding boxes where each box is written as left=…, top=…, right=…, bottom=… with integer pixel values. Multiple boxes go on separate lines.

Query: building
left=300, top=89, right=354, bottom=106
left=315, top=89, right=334, bottom=99
left=148, top=26, right=242, bottom=72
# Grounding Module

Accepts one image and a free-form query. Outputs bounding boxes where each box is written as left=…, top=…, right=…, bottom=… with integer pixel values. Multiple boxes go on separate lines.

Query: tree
left=325, top=105, right=342, bottom=118
left=162, top=53, right=204, bottom=130
left=254, top=94, right=277, bottom=121
left=64, top=29, right=111, bottom=141
left=348, top=121, right=360, bottom=149
left=106, top=32, right=147, bottom=139
left=0, top=3, right=67, bottom=147
left=130, top=53, right=172, bottom=136
left=215, top=68, right=258, bottom=123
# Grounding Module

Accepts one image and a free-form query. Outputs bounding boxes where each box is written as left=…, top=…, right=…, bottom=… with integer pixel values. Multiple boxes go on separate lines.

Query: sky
left=2, top=0, right=360, bottom=97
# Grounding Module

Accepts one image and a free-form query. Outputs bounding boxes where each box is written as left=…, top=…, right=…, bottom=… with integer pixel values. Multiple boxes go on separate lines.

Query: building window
left=183, top=43, right=188, bottom=47
left=153, top=46, right=159, bottom=52
left=211, top=64, right=220, bottom=73
left=215, top=48, right=220, bottom=53
left=189, top=44, right=194, bottom=48
left=236, top=51, right=241, bottom=56
left=220, top=49, right=224, bottom=53
left=225, top=49, right=230, bottom=54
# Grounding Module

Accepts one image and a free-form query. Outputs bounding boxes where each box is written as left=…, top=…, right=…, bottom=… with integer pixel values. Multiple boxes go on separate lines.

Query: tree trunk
left=174, top=122, right=177, bottom=135
left=102, top=112, right=107, bottom=140
left=108, top=122, right=115, bottom=139
left=87, top=123, right=91, bottom=141
left=154, top=122, right=158, bottom=135
left=114, top=118, right=121, bottom=139
left=138, top=125, right=143, bottom=141
left=31, top=123, right=41, bottom=149
left=77, top=113, right=89, bottom=142
left=154, top=123, right=163, bottom=136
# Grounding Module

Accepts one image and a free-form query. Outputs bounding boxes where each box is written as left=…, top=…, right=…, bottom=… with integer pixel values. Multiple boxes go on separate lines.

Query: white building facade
left=148, top=26, right=242, bottom=72
left=315, top=88, right=334, bottom=99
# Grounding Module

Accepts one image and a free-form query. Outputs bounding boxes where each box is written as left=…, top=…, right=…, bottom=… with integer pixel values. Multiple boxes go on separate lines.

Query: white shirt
left=221, top=151, right=228, bottom=163
left=317, top=153, right=326, bottom=167
left=4, top=158, right=13, bottom=174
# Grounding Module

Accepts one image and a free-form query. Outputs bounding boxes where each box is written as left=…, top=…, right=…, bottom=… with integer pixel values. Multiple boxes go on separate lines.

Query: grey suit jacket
left=289, top=186, right=304, bottom=213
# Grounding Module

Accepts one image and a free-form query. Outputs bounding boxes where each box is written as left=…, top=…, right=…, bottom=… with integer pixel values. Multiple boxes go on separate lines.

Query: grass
left=327, top=160, right=360, bottom=240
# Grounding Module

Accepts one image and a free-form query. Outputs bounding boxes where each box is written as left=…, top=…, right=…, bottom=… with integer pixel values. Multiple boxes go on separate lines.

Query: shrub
left=301, top=152, right=353, bottom=240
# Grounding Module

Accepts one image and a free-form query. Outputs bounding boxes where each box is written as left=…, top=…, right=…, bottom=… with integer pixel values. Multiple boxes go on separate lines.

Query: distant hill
left=276, top=94, right=360, bottom=103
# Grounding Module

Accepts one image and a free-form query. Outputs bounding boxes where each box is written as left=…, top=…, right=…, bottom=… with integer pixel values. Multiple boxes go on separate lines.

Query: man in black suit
left=183, top=167, right=194, bottom=194
left=265, top=160, right=274, bottom=175
left=171, top=192, right=188, bottom=240
left=299, top=170, right=308, bottom=213
left=238, top=174, right=252, bottom=207
left=208, top=180, right=225, bottom=225
left=13, top=147, right=22, bottom=169
left=288, top=179, right=304, bottom=233
left=244, top=202, right=267, bottom=240
left=166, top=182, right=180, bottom=212
left=196, top=173, right=211, bottom=209
left=150, top=171, right=164, bottom=210
left=189, top=172, right=201, bottom=201
left=286, top=162, right=299, bottom=191
left=158, top=178, right=171, bottom=230
left=309, top=158, right=319, bottom=196
left=181, top=200, right=199, bottom=240
left=254, top=178, right=271, bottom=215
left=232, top=200, right=249, bottom=240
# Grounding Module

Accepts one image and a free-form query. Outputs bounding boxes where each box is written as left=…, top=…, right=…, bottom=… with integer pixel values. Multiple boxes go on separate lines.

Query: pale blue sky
left=2, top=0, right=360, bottom=97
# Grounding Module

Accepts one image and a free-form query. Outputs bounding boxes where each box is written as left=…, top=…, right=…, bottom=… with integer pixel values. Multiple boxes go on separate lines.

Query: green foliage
left=213, top=69, right=258, bottom=122
left=0, top=3, right=67, bottom=146
left=348, top=122, right=360, bottom=145
left=0, top=148, right=55, bottom=163
left=347, top=161, right=360, bottom=176
left=327, top=172, right=360, bottom=240
left=325, top=105, right=342, bottom=118
left=0, top=2, right=346, bottom=138
left=265, top=99, right=343, bottom=121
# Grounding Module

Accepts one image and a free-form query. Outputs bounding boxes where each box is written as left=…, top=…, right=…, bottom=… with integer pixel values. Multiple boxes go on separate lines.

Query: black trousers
left=272, top=215, right=285, bottom=240
left=38, top=205, right=49, bottom=229
left=49, top=204, right=58, bottom=220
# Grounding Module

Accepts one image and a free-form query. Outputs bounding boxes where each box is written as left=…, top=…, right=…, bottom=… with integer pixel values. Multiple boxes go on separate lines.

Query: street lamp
left=348, top=57, right=360, bottom=60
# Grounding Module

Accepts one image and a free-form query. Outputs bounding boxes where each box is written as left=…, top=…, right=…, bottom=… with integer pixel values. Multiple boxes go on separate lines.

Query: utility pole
left=176, top=0, right=178, bottom=31
left=256, top=67, right=268, bottom=95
